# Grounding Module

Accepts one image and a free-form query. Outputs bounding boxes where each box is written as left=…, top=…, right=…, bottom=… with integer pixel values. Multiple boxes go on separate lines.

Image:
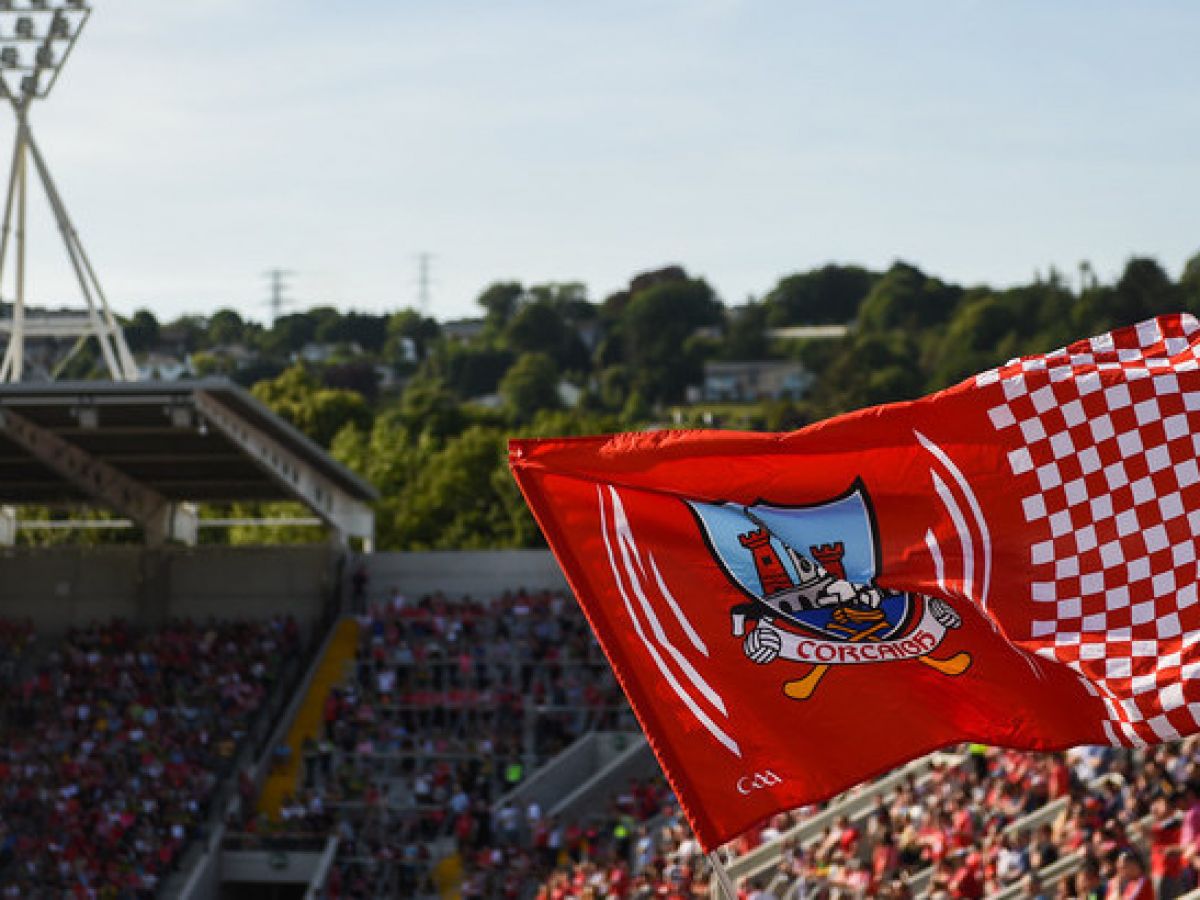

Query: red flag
left=509, top=314, right=1200, bottom=851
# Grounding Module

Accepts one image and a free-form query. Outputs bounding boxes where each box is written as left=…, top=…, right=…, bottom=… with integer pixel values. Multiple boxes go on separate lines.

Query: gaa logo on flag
left=688, top=482, right=972, bottom=700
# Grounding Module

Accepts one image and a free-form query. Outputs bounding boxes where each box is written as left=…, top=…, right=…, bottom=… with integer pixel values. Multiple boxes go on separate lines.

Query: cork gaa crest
left=688, top=482, right=972, bottom=700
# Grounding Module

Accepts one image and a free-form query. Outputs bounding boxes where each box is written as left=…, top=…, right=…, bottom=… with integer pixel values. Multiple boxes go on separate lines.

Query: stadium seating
left=238, top=589, right=638, bottom=897
left=223, top=584, right=1200, bottom=899
left=494, top=739, right=1199, bottom=898
left=7, top=594, right=1198, bottom=899
left=725, top=739, right=1200, bottom=899
left=0, top=616, right=300, bottom=896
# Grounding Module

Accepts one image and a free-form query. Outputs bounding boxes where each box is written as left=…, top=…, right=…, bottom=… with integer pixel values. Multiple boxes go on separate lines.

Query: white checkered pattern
left=978, top=314, right=1200, bottom=747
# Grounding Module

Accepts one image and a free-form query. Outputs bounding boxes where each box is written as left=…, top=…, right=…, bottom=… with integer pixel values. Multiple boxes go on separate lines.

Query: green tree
left=385, top=309, right=440, bottom=366
left=926, top=294, right=1018, bottom=389
left=808, top=330, right=925, bottom=415
left=1181, top=250, right=1200, bottom=317
left=597, top=365, right=632, bottom=411
left=431, top=343, right=515, bottom=398
left=720, top=302, right=770, bottom=360
left=251, top=365, right=373, bottom=446
left=616, top=276, right=723, bottom=403
left=398, top=376, right=465, bottom=440
left=315, top=310, right=388, bottom=352
left=190, top=350, right=235, bottom=378
left=262, top=312, right=318, bottom=356
left=506, top=299, right=570, bottom=359
left=123, top=309, right=160, bottom=352
left=225, top=501, right=326, bottom=545
left=857, top=262, right=962, bottom=334
left=388, top=427, right=519, bottom=549
left=620, top=388, right=652, bottom=424
left=162, top=315, right=208, bottom=353
left=500, top=353, right=560, bottom=422
left=1112, top=257, right=1179, bottom=325
left=207, top=308, right=246, bottom=346
left=477, top=282, right=524, bottom=328
left=1068, top=258, right=1175, bottom=337
left=763, top=265, right=878, bottom=327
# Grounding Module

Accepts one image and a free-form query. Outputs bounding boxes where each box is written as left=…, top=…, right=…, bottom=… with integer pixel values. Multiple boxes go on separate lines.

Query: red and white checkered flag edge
left=977, top=313, right=1200, bottom=748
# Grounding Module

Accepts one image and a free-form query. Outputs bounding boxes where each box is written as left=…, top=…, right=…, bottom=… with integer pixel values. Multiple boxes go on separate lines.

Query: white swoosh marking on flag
left=598, top=487, right=741, bottom=757
left=925, top=529, right=947, bottom=593
left=649, top=553, right=709, bottom=657
left=918, top=448, right=1044, bottom=680
left=931, top=470, right=974, bottom=601
left=915, top=430, right=993, bottom=610
left=610, top=488, right=727, bottom=715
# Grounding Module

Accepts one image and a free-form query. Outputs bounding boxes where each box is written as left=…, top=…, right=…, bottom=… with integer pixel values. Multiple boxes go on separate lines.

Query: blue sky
left=7, top=1, right=1198, bottom=322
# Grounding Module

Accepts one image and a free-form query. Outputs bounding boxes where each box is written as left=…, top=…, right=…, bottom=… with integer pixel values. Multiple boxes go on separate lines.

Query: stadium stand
left=3, top=535, right=1199, bottom=899
left=705, top=739, right=1200, bottom=899
left=0, top=616, right=300, bottom=896
left=232, top=587, right=639, bottom=897
left=0, top=379, right=374, bottom=899
left=195, top=557, right=1197, bottom=900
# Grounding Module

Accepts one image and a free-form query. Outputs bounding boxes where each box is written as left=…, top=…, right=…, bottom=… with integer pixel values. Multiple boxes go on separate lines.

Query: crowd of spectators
left=457, top=776, right=677, bottom=898
left=716, top=741, right=1199, bottom=899
left=0, top=616, right=299, bottom=897
left=499, top=739, right=1200, bottom=900
left=238, top=588, right=634, bottom=897
left=7, top=591, right=1200, bottom=900
left=223, top=586, right=1200, bottom=900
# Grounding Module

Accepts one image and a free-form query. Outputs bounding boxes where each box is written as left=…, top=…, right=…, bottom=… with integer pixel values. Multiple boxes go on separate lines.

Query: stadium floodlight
left=0, top=1, right=138, bottom=383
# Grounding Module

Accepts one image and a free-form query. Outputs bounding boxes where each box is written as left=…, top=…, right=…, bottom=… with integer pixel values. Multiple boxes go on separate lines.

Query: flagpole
left=709, top=850, right=739, bottom=900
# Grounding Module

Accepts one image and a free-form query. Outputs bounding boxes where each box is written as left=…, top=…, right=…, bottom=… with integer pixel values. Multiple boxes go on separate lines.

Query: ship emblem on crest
left=688, top=481, right=972, bottom=701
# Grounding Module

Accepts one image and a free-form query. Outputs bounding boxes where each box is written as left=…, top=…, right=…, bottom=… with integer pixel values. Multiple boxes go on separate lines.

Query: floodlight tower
left=0, top=1, right=137, bottom=383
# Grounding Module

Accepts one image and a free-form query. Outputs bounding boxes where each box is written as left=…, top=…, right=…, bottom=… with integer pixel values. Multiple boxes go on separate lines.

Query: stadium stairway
left=491, top=732, right=654, bottom=823
left=258, top=616, right=360, bottom=819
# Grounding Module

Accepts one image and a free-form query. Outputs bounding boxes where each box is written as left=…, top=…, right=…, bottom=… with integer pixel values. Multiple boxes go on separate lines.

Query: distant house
left=155, top=323, right=195, bottom=358
left=374, top=364, right=403, bottom=390
left=766, top=324, right=851, bottom=341
left=391, top=336, right=419, bottom=365
left=294, top=342, right=362, bottom=364
left=557, top=380, right=583, bottom=408
left=202, top=343, right=259, bottom=371
left=471, top=393, right=504, bottom=410
left=137, top=353, right=191, bottom=381
left=574, top=320, right=603, bottom=353
left=696, top=360, right=812, bottom=402
left=442, top=318, right=486, bottom=343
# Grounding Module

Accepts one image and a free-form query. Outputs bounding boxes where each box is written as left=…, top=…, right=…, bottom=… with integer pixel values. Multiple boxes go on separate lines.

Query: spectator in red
left=1107, top=851, right=1156, bottom=900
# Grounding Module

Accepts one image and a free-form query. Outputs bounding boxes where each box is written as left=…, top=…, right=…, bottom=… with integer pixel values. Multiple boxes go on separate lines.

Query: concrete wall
left=0, top=546, right=567, bottom=632
left=365, top=549, right=568, bottom=601
left=219, top=849, right=325, bottom=886
left=0, top=547, right=141, bottom=630
left=168, top=546, right=334, bottom=620
left=0, top=545, right=335, bottom=634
